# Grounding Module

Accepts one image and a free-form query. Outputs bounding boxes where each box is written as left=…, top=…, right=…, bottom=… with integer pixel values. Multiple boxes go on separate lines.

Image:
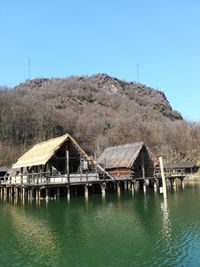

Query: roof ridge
left=33, top=133, right=69, bottom=147
left=104, top=142, right=144, bottom=151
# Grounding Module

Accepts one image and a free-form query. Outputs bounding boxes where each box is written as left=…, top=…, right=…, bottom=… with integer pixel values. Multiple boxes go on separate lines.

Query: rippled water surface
left=1, top=182, right=200, bottom=266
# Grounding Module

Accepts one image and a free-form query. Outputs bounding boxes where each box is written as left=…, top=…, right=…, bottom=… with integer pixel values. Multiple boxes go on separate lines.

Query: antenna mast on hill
left=136, top=63, right=140, bottom=83
left=28, top=58, right=31, bottom=80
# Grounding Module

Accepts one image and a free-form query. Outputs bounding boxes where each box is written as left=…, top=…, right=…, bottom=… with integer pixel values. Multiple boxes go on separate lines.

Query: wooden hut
left=11, top=133, right=112, bottom=185
left=97, top=143, right=154, bottom=180
left=164, top=162, right=198, bottom=176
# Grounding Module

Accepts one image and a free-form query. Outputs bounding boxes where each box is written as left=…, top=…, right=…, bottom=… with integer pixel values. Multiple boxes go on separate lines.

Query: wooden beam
left=66, top=150, right=69, bottom=182
left=142, top=147, right=145, bottom=179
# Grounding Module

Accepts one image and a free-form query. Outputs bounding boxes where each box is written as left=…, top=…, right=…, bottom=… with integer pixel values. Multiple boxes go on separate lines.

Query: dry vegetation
left=0, top=73, right=200, bottom=166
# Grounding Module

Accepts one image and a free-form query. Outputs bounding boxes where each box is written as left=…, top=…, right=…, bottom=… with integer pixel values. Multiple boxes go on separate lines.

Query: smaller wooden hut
left=164, top=162, right=198, bottom=175
left=97, top=142, right=154, bottom=180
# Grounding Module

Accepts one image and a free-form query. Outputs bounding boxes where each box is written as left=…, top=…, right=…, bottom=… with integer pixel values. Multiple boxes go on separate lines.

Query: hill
left=0, top=73, right=200, bottom=166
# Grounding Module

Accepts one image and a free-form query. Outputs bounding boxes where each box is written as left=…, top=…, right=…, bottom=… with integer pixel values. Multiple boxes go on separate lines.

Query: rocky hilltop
left=14, top=74, right=182, bottom=121
left=1, top=73, right=200, bottom=166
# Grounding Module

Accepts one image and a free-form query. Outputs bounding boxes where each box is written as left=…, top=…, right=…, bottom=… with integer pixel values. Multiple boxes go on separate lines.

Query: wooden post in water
left=57, top=187, right=60, bottom=198
left=14, top=187, right=17, bottom=198
left=30, top=187, right=34, bottom=199
left=4, top=187, right=6, bottom=198
left=171, top=178, right=177, bottom=189
left=143, top=180, right=146, bottom=194
left=85, top=184, right=89, bottom=198
left=67, top=186, right=70, bottom=200
left=22, top=187, right=25, bottom=199
left=181, top=179, right=185, bottom=190
left=100, top=183, right=106, bottom=197
left=127, top=181, right=131, bottom=191
left=36, top=188, right=40, bottom=199
left=27, top=189, right=29, bottom=199
left=117, top=182, right=121, bottom=194
left=153, top=179, right=158, bottom=192
left=159, top=156, right=167, bottom=199
left=36, top=188, right=39, bottom=199
left=29, top=188, right=33, bottom=199
left=131, top=182, right=135, bottom=195
left=46, top=188, right=49, bottom=199
left=124, top=181, right=128, bottom=191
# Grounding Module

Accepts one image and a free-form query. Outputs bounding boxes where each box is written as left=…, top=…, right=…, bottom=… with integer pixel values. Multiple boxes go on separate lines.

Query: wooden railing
left=2, top=171, right=105, bottom=186
left=154, top=169, right=187, bottom=178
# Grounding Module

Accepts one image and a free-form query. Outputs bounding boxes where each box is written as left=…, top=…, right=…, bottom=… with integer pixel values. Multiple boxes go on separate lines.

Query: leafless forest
left=0, top=73, right=200, bottom=166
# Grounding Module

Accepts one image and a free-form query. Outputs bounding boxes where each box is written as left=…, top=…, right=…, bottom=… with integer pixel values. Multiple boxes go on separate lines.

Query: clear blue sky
left=1, top=0, right=200, bottom=121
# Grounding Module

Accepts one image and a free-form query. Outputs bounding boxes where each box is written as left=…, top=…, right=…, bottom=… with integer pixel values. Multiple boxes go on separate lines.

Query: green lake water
left=1, top=182, right=200, bottom=267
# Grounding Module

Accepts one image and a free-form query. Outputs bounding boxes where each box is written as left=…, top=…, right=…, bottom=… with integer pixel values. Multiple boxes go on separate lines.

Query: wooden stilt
left=46, top=188, right=49, bottom=199
left=27, top=189, right=30, bottom=199
left=134, top=181, right=139, bottom=192
left=171, top=178, right=176, bottom=188
left=85, top=185, right=88, bottom=198
left=36, top=188, right=39, bottom=199
left=131, top=182, right=135, bottom=195
left=154, top=179, right=158, bottom=192
left=14, top=187, right=17, bottom=198
left=117, top=182, right=121, bottom=195
left=143, top=181, right=146, bottom=193
left=100, top=183, right=106, bottom=197
left=30, top=188, right=33, bottom=199
left=17, top=188, right=20, bottom=198
left=127, top=181, right=131, bottom=191
left=67, top=186, right=70, bottom=200
left=181, top=179, right=185, bottom=190
left=124, top=181, right=128, bottom=191
left=22, top=187, right=25, bottom=199
left=38, top=188, right=41, bottom=199
left=57, top=187, right=60, bottom=198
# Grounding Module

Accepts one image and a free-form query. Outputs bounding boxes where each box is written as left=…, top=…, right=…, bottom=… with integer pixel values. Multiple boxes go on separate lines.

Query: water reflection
left=160, top=198, right=174, bottom=259
left=161, top=199, right=172, bottom=240
left=4, top=201, right=60, bottom=265
left=1, top=182, right=200, bottom=266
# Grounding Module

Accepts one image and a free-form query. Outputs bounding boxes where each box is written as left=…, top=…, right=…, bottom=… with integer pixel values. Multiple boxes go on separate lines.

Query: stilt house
left=11, top=134, right=111, bottom=185
left=164, top=162, right=198, bottom=175
left=97, top=142, right=154, bottom=179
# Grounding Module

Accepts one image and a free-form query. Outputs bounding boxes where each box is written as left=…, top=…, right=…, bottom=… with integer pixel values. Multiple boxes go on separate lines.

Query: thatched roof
left=12, top=134, right=90, bottom=169
left=97, top=142, right=145, bottom=169
left=164, top=162, right=196, bottom=169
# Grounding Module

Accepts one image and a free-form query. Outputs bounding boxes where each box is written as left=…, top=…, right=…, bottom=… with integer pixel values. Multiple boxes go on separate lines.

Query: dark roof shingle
left=97, top=142, right=144, bottom=169
left=164, top=162, right=196, bottom=169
